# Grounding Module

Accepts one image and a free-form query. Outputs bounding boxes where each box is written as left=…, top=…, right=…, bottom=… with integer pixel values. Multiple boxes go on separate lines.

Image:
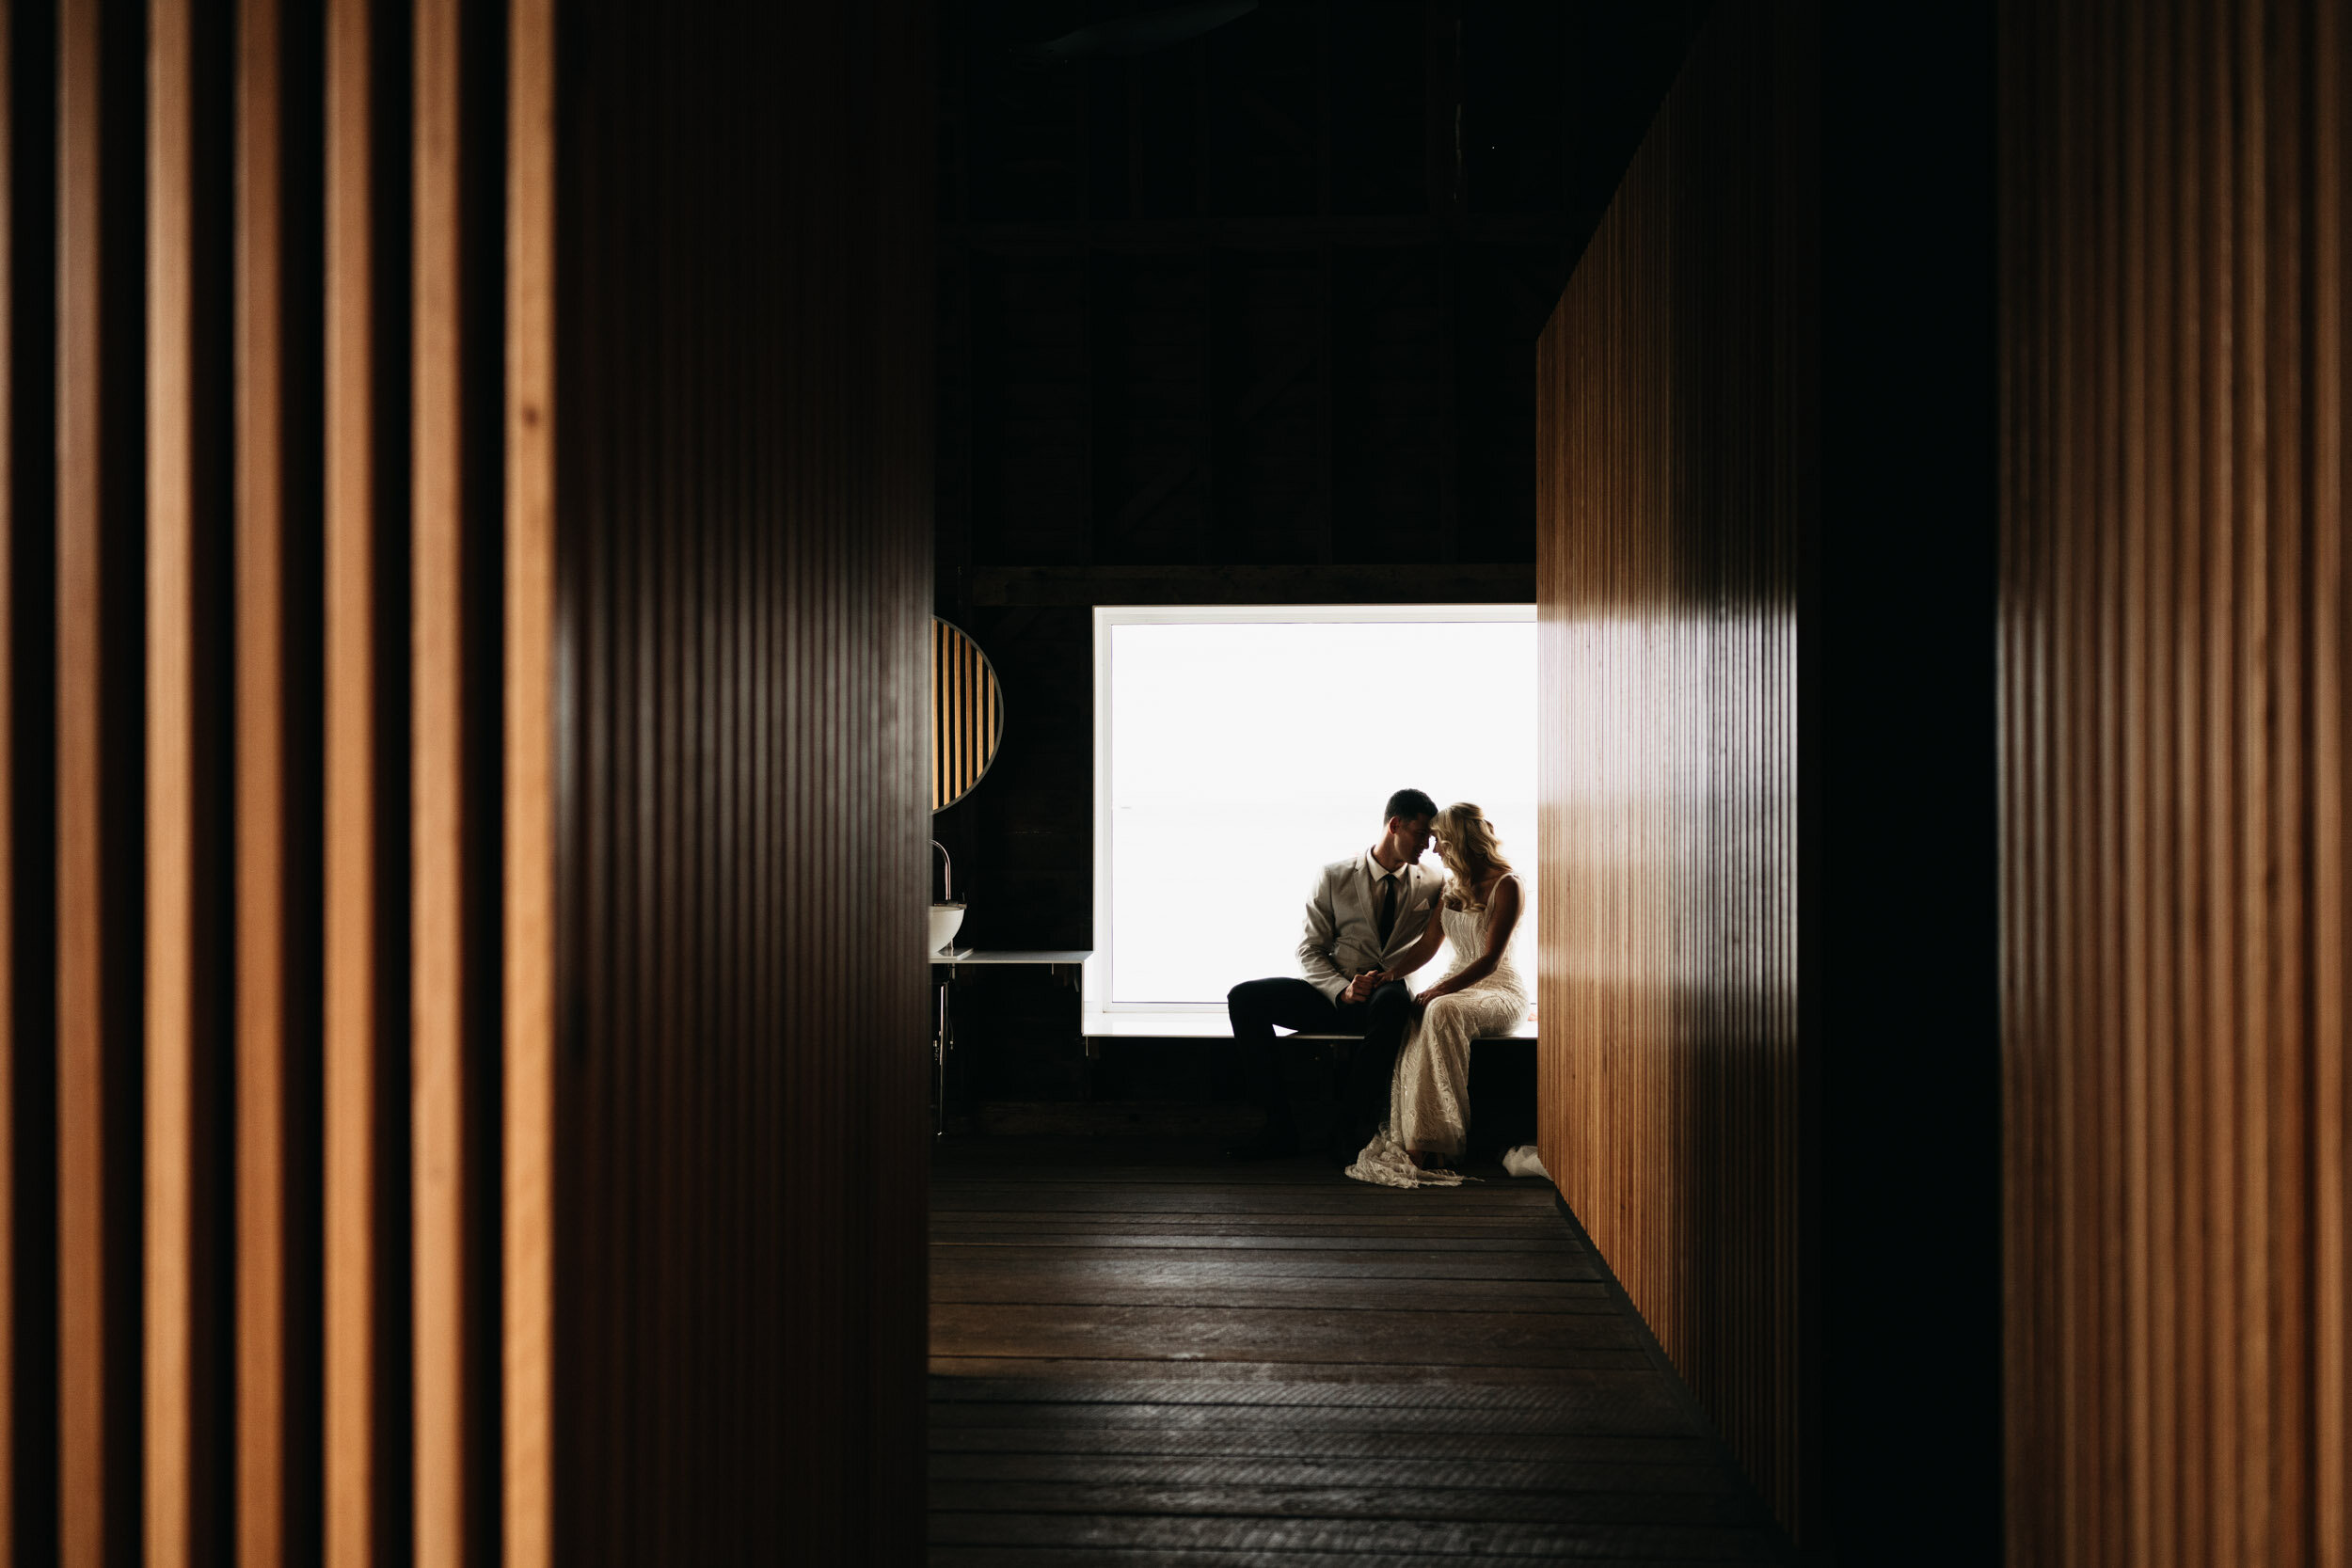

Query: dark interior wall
left=1814, top=0, right=2000, bottom=1560
left=8, top=1, right=65, bottom=1555
left=553, top=1, right=933, bottom=1562
left=1999, top=0, right=2351, bottom=1560
left=1535, top=0, right=2002, bottom=1556
left=935, top=2, right=1713, bottom=575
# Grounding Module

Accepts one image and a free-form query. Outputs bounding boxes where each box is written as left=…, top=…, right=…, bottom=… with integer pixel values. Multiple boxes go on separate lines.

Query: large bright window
left=1092, top=605, right=1536, bottom=1008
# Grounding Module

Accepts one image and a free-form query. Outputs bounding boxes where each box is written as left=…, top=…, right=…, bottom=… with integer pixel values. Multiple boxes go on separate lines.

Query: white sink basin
left=929, top=903, right=966, bottom=956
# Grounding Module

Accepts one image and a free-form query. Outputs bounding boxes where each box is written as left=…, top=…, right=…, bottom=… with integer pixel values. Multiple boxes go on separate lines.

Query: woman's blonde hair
left=1433, top=802, right=1514, bottom=911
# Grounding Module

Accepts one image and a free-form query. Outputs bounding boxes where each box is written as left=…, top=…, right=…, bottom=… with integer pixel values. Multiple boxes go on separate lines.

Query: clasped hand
left=1343, top=968, right=1429, bottom=1006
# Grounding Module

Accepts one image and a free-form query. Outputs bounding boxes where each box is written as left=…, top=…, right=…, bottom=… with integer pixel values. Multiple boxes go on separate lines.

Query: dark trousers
left=1225, top=976, right=1415, bottom=1137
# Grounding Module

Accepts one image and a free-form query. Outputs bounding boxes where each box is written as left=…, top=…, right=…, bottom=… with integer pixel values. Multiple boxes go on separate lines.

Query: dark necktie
left=1377, top=874, right=1399, bottom=946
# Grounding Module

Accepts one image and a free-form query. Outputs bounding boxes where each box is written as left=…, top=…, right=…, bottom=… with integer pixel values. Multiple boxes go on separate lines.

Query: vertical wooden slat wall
left=1534, top=0, right=1809, bottom=1540
left=501, top=0, right=553, bottom=1562
left=8, top=0, right=934, bottom=1560
left=405, top=0, right=465, bottom=1555
left=52, top=5, right=102, bottom=1551
left=234, top=0, right=289, bottom=1554
left=2000, top=0, right=2352, bottom=1561
left=932, top=622, right=1003, bottom=812
left=551, top=0, right=933, bottom=1560
left=143, top=0, right=193, bottom=1560
left=321, top=0, right=386, bottom=1558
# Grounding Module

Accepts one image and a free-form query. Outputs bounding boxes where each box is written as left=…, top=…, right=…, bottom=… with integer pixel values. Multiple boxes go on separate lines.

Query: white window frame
left=1088, top=602, right=1538, bottom=1012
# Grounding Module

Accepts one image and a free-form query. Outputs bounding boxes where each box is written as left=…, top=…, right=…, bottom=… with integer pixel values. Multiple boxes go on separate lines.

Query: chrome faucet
left=932, top=839, right=953, bottom=903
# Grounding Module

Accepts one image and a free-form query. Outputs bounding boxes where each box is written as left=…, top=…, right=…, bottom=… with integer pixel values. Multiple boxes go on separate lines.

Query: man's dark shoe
left=1224, top=1121, right=1300, bottom=1160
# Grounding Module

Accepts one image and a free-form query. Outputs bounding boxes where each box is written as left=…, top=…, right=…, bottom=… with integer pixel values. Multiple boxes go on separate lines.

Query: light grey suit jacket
left=1297, top=852, right=1447, bottom=1004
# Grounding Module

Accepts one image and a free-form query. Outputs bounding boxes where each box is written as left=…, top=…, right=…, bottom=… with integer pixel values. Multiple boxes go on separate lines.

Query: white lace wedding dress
left=1345, top=888, right=1530, bottom=1189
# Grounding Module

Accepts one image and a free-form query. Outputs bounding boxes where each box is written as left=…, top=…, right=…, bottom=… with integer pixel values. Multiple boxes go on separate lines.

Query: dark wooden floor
left=929, top=1138, right=1789, bottom=1565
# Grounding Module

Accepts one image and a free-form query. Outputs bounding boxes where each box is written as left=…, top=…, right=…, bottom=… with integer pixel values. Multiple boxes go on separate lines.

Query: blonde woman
left=1344, top=802, right=1530, bottom=1188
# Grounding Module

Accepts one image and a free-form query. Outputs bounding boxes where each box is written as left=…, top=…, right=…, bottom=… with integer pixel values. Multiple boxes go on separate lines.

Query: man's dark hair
left=1383, top=787, right=1438, bottom=824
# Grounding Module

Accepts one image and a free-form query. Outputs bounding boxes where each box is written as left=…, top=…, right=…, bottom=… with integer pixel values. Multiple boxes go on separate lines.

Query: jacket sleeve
left=1296, top=868, right=1350, bottom=1002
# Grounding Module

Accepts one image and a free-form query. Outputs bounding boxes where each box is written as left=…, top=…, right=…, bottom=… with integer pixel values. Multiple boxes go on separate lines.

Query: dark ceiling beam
left=963, top=563, right=1536, bottom=606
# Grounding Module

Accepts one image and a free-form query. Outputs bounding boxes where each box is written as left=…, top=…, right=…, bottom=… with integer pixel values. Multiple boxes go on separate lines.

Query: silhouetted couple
left=1225, top=787, right=1529, bottom=1186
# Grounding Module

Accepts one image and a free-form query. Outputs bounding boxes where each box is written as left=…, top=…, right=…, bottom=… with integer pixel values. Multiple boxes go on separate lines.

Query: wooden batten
left=410, top=0, right=467, bottom=1555
left=322, top=0, right=378, bottom=1557
left=2314, top=5, right=2349, bottom=1552
left=234, top=0, right=289, bottom=1555
left=144, top=0, right=195, bottom=1560
left=56, top=0, right=112, bottom=1557
left=503, top=0, right=555, bottom=1559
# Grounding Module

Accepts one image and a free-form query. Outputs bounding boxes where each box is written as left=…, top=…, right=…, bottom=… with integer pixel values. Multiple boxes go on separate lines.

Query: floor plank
left=930, top=1140, right=1791, bottom=1564
left=934, top=1231, right=1589, bottom=1254
left=932, top=1554, right=1765, bottom=1568
left=927, top=1387, right=1694, bottom=1432
left=933, top=1245, right=1602, bottom=1282
left=930, top=1427, right=1721, bottom=1465
left=932, top=1190, right=1566, bottom=1215
left=930, top=1274, right=1615, bottom=1313
left=931, top=1363, right=1687, bottom=1404
left=930, top=1452, right=1741, bottom=1494
left=928, top=1511, right=1786, bottom=1559
left=930, top=1481, right=1764, bottom=1527
left=930, top=1302, right=1644, bottom=1364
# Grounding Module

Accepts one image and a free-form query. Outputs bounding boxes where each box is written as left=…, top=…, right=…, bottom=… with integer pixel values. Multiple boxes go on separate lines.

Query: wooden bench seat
left=1082, top=1006, right=1536, bottom=1044
left=1076, top=1008, right=1541, bottom=1155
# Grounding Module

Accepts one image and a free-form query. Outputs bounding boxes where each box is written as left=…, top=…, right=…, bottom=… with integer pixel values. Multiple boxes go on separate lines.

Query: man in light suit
left=1224, top=787, right=1445, bottom=1160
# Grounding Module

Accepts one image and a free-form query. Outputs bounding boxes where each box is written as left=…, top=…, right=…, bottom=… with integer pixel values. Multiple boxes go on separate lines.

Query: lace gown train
left=1346, top=893, right=1529, bottom=1190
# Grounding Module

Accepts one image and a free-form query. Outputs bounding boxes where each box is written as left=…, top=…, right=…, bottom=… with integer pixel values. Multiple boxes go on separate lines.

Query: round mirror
left=932, top=617, right=1006, bottom=813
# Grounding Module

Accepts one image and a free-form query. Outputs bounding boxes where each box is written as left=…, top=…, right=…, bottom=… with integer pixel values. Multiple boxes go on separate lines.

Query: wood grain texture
left=144, top=0, right=194, bottom=1557
left=1534, top=0, right=1807, bottom=1541
left=409, top=0, right=466, bottom=1556
left=235, top=0, right=289, bottom=1555
left=932, top=619, right=1005, bottom=812
left=927, top=1143, right=1786, bottom=1563
left=10, top=1, right=937, bottom=1557
left=502, top=0, right=552, bottom=1560
left=551, top=0, right=932, bottom=1558
left=1998, top=0, right=2352, bottom=1561
left=55, top=0, right=105, bottom=1555
left=321, top=0, right=380, bottom=1559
